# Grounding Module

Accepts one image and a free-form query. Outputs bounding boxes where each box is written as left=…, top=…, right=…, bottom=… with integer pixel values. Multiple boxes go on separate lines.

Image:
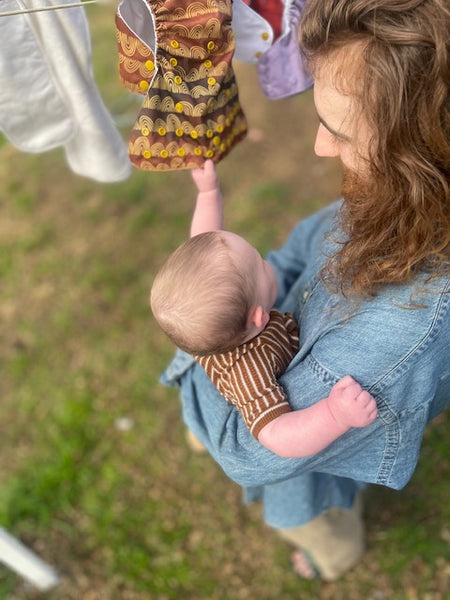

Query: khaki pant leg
left=277, top=494, right=365, bottom=581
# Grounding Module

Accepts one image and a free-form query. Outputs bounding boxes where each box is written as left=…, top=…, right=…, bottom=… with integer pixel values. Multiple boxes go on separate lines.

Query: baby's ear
left=247, top=306, right=269, bottom=330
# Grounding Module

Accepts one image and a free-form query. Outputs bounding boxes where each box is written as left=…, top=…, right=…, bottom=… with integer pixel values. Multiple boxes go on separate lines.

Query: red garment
left=249, top=0, right=283, bottom=40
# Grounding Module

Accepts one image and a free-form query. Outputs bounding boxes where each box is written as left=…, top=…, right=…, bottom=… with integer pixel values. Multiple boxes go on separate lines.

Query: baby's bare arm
left=258, top=375, right=377, bottom=458
left=190, top=160, right=223, bottom=236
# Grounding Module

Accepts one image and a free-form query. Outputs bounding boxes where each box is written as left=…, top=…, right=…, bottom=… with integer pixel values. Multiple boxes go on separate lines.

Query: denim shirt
left=162, top=201, right=450, bottom=528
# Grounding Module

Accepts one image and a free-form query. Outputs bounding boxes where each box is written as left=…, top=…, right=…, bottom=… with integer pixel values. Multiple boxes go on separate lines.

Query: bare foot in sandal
left=291, top=549, right=318, bottom=580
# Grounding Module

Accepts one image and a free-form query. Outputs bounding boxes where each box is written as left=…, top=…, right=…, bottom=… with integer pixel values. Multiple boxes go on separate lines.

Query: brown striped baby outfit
left=196, top=309, right=299, bottom=439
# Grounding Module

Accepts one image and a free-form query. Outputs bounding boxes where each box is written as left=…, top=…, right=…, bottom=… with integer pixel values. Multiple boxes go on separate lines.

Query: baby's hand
left=327, top=375, right=378, bottom=428
left=191, top=159, right=219, bottom=193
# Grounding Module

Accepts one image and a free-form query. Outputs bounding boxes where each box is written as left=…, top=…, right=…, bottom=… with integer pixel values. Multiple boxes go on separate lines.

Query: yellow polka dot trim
left=139, top=80, right=149, bottom=91
left=177, top=148, right=186, bottom=157
left=169, top=58, right=177, bottom=67
left=190, top=130, right=198, bottom=139
left=207, top=77, right=216, bottom=86
left=142, top=150, right=151, bottom=159
left=158, top=127, right=166, bottom=136
left=174, top=76, right=182, bottom=85
left=175, top=128, right=184, bottom=137
left=170, top=40, right=179, bottom=49
left=141, top=127, right=150, bottom=136
left=160, top=149, right=169, bottom=158
left=205, top=150, right=214, bottom=158
left=175, top=102, right=184, bottom=113
left=207, top=41, right=215, bottom=51
left=194, top=147, right=202, bottom=156
left=204, top=59, right=212, bottom=69
left=145, top=60, right=155, bottom=71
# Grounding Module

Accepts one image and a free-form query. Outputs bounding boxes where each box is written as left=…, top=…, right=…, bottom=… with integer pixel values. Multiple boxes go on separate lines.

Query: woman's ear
left=247, top=305, right=270, bottom=330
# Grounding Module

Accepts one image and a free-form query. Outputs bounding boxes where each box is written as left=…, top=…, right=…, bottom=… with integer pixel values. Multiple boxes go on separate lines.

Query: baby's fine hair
left=150, top=231, right=255, bottom=355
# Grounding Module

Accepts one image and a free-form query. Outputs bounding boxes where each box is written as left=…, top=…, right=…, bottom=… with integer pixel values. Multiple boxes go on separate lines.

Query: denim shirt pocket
left=374, top=396, right=428, bottom=488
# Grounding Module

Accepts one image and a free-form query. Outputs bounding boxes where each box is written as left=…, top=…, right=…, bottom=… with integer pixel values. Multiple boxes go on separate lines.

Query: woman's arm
left=175, top=279, right=449, bottom=491
left=179, top=359, right=383, bottom=486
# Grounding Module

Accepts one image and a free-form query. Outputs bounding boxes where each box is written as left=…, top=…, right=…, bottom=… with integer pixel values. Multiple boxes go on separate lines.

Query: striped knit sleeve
left=228, top=348, right=292, bottom=439
left=195, top=312, right=299, bottom=440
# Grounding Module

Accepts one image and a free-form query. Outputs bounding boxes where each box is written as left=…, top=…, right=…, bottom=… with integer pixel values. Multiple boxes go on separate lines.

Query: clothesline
left=0, top=0, right=99, bottom=17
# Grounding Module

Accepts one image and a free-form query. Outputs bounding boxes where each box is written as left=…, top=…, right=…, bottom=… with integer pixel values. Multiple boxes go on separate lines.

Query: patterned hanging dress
left=116, top=0, right=248, bottom=170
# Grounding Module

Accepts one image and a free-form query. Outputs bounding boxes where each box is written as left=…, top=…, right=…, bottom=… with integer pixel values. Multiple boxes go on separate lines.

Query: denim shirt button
left=302, top=290, right=309, bottom=300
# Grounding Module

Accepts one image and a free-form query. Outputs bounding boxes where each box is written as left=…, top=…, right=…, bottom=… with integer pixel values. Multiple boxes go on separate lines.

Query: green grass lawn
left=0, top=4, right=448, bottom=599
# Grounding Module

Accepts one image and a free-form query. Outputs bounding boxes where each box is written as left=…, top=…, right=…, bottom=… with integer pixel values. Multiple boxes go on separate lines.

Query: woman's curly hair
left=300, top=0, right=450, bottom=296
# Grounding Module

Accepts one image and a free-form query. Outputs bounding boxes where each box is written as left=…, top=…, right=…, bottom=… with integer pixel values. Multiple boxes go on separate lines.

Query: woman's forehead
left=313, top=45, right=367, bottom=137
left=313, top=74, right=354, bottom=137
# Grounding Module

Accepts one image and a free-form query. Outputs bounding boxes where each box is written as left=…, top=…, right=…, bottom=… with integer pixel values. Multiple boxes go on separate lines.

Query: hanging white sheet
left=0, top=0, right=132, bottom=182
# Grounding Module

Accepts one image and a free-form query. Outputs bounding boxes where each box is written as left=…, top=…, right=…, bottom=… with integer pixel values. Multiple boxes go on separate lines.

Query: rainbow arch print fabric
left=116, top=0, right=248, bottom=171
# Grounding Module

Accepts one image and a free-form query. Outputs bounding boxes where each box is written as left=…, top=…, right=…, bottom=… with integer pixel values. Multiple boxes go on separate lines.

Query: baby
left=151, top=161, right=377, bottom=457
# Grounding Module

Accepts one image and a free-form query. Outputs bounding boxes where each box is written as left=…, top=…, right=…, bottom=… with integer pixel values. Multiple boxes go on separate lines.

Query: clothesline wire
left=0, top=0, right=98, bottom=17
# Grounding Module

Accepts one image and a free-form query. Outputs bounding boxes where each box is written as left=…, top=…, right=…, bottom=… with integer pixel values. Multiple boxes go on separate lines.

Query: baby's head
left=150, top=230, right=277, bottom=355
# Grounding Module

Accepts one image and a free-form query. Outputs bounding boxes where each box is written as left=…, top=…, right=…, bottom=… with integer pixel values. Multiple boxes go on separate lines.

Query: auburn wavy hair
left=300, top=0, right=450, bottom=296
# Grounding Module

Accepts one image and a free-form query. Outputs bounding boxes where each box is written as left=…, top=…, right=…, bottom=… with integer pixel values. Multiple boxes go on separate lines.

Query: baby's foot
left=328, top=375, right=378, bottom=428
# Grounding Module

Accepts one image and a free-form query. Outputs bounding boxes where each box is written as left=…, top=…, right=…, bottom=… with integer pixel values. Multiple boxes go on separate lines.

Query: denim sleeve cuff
left=160, top=348, right=197, bottom=387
